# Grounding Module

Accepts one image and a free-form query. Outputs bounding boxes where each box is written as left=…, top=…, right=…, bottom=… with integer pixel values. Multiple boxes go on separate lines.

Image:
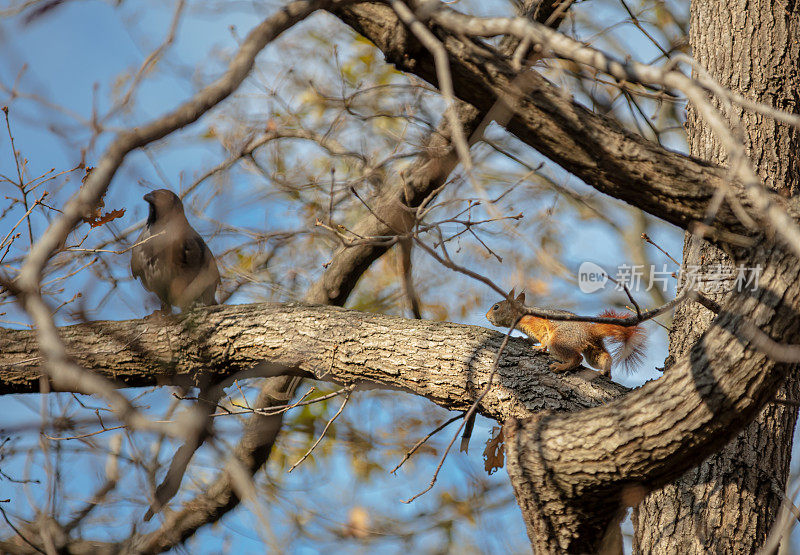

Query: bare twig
left=288, top=388, right=353, bottom=472
left=0, top=501, right=46, bottom=554
left=391, top=413, right=465, bottom=474
left=641, top=232, right=681, bottom=267
left=402, top=317, right=519, bottom=503
left=105, top=0, right=187, bottom=119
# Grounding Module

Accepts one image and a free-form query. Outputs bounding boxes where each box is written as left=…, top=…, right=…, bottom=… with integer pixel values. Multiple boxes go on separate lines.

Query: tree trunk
left=633, top=0, right=800, bottom=551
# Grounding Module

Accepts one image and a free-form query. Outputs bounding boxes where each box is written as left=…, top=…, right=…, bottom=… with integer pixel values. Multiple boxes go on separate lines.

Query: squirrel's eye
left=493, top=304, right=499, bottom=310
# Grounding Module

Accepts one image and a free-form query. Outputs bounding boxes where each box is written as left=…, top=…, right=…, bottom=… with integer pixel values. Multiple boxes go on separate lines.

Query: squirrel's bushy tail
left=592, top=310, right=647, bottom=373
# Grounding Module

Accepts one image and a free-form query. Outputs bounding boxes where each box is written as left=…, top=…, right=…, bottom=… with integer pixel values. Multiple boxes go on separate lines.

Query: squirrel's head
left=486, top=288, right=526, bottom=328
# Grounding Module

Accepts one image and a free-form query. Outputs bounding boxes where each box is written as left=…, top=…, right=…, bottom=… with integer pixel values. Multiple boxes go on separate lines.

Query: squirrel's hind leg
left=583, top=344, right=612, bottom=377
left=548, top=344, right=583, bottom=373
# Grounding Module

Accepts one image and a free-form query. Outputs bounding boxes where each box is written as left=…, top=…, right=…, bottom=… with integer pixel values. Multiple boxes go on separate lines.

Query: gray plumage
left=130, top=189, right=220, bottom=313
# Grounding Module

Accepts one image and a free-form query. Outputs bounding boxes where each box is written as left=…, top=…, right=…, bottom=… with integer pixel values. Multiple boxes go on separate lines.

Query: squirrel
left=461, top=288, right=647, bottom=454
left=486, top=289, right=646, bottom=376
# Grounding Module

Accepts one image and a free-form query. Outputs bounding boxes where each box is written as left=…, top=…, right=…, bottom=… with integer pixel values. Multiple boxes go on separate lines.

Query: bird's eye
left=493, top=304, right=499, bottom=310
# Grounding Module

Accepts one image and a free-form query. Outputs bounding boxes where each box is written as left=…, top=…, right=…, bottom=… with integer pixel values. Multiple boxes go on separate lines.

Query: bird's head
left=144, top=189, right=184, bottom=226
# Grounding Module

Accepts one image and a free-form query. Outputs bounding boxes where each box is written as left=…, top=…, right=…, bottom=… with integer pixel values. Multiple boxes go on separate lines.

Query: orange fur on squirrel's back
left=590, top=310, right=646, bottom=372
left=517, top=315, right=552, bottom=344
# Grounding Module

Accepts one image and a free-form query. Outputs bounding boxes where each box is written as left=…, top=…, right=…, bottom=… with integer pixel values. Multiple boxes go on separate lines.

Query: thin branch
left=288, top=388, right=353, bottom=472
left=390, top=413, right=465, bottom=474
left=0, top=502, right=45, bottom=554
left=105, top=0, right=186, bottom=119
left=402, top=317, right=519, bottom=503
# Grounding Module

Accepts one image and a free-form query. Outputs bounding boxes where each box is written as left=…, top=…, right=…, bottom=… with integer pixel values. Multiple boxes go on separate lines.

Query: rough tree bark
left=634, top=1, right=800, bottom=552
left=0, top=302, right=627, bottom=414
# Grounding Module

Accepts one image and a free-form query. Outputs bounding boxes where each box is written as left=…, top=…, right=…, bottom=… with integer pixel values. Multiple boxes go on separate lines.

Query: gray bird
left=130, top=189, right=220, bottom=313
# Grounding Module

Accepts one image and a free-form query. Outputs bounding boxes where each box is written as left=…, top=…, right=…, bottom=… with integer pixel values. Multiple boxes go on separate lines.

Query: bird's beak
left=143, top=192, right=155, bottom=204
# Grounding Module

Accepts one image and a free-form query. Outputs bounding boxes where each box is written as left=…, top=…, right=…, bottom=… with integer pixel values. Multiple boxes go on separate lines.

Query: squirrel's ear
left=516, top=291, right=526, bottom=303
left=508, top=287, right=516, bottom=299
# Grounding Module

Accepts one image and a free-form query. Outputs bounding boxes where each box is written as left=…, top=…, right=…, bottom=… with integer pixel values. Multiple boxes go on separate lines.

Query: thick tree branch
left=304, top=100, right=480, bottom=305
left=0, top=302, right=627, bottom=417
left=4, top=243, right=800, bottom=553
left=427, top=6, right=800, bottom=259
left=330, top=3, right=799, bottom=235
